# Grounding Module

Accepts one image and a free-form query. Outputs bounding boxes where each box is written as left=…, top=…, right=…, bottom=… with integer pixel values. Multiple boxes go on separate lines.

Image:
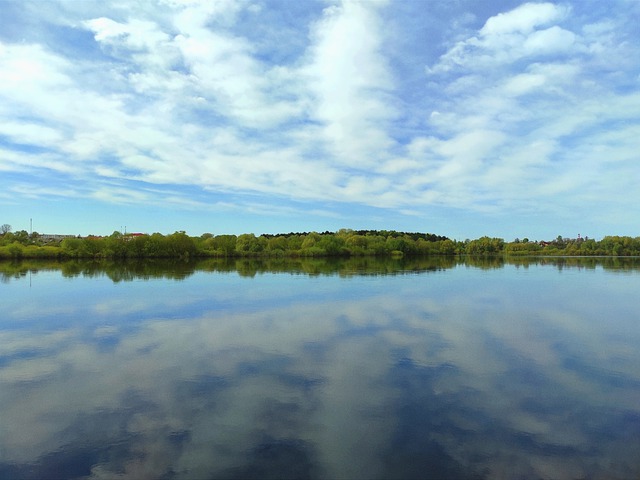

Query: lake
left=1, top=257, right=639, bottom=479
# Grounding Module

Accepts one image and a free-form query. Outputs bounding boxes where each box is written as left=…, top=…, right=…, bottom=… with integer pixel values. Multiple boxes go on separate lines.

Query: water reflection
left=1, top=259, right=639, bottom=479
left=0, top=256, right=461, bottom=283
left=2, top=256, right=640, bottom=283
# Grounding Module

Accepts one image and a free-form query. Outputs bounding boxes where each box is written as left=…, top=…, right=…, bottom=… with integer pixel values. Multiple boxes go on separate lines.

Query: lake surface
left=1, top=257, right=639, bottom=480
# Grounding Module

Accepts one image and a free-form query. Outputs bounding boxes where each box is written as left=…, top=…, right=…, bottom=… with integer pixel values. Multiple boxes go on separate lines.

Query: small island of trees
left=1, top=225, right=639, bottom=260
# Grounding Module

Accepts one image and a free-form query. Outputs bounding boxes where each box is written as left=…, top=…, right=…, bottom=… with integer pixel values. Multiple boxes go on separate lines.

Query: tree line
left=1, top=227, right=639, bottom=259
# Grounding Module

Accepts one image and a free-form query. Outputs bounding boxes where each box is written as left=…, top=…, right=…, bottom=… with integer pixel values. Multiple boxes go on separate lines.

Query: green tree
left=438, top=239, right=457, bottom=255
left=166, top=231, right=197, bottom=258
left=84, top=236, right=107, bottom=257
left=554, top=235, right=566, bottom=248
left=126, top=234, right=148, bottom=257
left=286, top=235, right=304, bottom=252
left=301, top=232, right=321, bottom=250
left=236, top=233, right=265, bottom=254
left=345, top=234, right=369, bottom=255
left=385, top=235, right=417, bottom=254
left=267, top=236, right=288, bottom=254
left=13, top=230, right=31, bottom=245
left=211, top=235, right=237, bottom=256
left=365, top=235, right=387, bottom=255
left=317, top=234, right=345, bottom=256
left=61, top=237, right=88, bottom=257
left=143, top=233, right=167, bottom=257
left=466, top=236, right=505, bottom=255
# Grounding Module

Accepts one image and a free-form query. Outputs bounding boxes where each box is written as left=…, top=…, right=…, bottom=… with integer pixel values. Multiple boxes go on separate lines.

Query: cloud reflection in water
left=0, top=261, right=639, bottom=479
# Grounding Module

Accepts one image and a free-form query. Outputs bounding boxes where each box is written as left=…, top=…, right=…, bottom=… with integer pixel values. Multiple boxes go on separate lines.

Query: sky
left=1, top=0, right=639, bottom=240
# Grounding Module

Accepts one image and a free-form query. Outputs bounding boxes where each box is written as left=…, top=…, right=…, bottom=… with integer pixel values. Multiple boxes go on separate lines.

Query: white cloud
left=84, top=17, right=130, bottom=42
left=500, top=62, right=579, bottom=98
left=427, top=3, right=576, bottom=74
left=0, top=42, right=71, bottom=90
left=0, top=148, right=80, bottom=175
left=412, top=1, right=640, bottom=223
left=0, top=121, right=64, bottom=147
left=523, top=25, right=576, bottom=54
left=91, top=186, right=151, bottom=204
left=168, top=1, right=303, bottom=128
left=84, top=17, right=171, bottom=51
left=10, top=183, right=82, bottom=200
left=302, top=0, right=397, bottom=166
left=502, top=72, right=547, bottom=96
left=480, top=2, right=568, bottom=36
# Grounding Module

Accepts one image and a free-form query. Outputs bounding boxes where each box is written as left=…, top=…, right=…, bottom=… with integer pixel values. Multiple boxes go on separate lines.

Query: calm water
left=1, top=257, right=639, bottom=480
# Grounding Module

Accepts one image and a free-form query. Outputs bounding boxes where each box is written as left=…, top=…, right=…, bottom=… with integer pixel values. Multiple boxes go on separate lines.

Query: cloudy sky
left=1, top=0, right=639, bottom=239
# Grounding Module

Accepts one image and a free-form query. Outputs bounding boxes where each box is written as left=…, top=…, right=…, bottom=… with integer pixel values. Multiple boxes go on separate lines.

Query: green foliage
left=599, top=236, right=640, bottom=256
left=317, top=234, right=346, bottom=255
left=61, top=237, right=89, bottom=257
left=0, top=230, right=32, bottom=246
left=266, top=236, right=288, bottom=255
left=0, top=243, right=64, bottom=260
left=205, top=234, right=237, bottom=256
left=167, top=231, right=198, bottom=258
left=235, top=233, right=266, bottom=255
left=3, top=229, right=640, bottom=259
left=466, top=236, right=505, bottom=255
left=505, top=241, right=542, bottom=256
left=301, top=232, right=321, bottom=250
left=438, top=239, right=458, bottom=255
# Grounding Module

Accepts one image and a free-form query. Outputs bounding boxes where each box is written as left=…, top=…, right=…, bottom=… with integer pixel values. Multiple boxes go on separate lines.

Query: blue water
left=1, top=258, right=639, bottom=479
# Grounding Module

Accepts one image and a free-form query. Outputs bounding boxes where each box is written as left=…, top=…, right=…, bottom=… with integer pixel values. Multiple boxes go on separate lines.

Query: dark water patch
left=218, top=437, right=320, bottom=480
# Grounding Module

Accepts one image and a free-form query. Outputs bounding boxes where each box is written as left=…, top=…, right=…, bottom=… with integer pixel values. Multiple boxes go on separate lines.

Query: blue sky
left=1, top=0, right=639, bottom=240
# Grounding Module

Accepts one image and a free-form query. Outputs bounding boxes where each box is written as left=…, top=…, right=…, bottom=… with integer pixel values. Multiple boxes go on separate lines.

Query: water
left=1, top=257, right=639, bottom=479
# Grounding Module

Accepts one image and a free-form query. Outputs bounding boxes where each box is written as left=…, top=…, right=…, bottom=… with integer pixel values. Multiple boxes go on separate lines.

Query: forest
left=1, top=227, right=640, bottom=260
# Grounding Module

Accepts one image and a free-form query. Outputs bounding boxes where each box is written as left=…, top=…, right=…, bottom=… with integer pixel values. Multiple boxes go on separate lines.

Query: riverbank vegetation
left=1, top=228, right=639, bottom=259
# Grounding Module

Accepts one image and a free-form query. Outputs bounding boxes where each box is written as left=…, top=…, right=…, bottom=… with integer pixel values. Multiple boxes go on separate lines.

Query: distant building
left=123, top=233, right=146, bottom=242
left=40, top=234, right=78, bottom=243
